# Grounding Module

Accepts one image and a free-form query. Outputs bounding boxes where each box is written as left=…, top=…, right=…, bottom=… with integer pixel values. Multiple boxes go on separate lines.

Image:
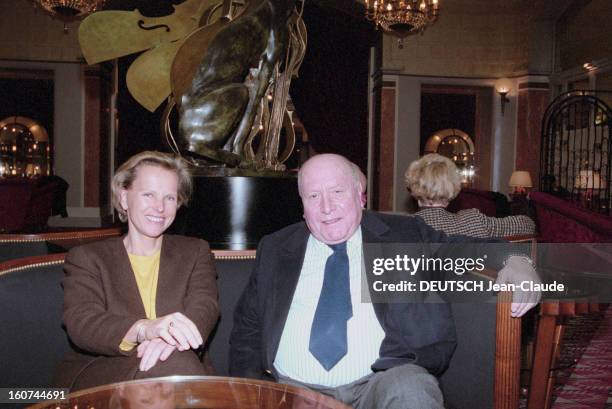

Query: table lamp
left=509, top=171, right=533, bottom=195
left=574, top=170, right=602, bottom=200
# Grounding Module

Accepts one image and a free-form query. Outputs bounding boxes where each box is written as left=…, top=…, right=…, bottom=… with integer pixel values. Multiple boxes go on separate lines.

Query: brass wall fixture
left=497, top=88, right=510, bottom=116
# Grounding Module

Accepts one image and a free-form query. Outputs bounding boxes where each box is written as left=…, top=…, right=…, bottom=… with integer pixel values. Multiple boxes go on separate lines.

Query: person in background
left=55, top=151, right=218, bottom=390
left=405, top=153, right=536, bottom=238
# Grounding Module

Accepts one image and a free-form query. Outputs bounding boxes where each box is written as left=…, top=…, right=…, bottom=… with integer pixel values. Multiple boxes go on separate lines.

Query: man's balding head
left=350, top=162, right=367, bottom=206
left=298, top=154, right=364, bottom=244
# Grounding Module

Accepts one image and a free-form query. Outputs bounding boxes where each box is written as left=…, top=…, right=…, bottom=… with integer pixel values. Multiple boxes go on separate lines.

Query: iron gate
left=540, top=90, right=611, bottom=215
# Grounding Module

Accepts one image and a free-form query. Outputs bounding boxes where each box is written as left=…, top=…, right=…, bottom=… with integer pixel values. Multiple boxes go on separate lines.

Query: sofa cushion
left=0, top=253, right=511, bottom=409
left=440, top=301, right=497, bottom=409
left=530, top=191, right=612, bottom=242
left=207, top=257, right=254, bottom=375
left=0, top=242, right=50, bottom=263
left=0, top=258, right=69, bottom=389
left=448, top=188, right=509, bottom=217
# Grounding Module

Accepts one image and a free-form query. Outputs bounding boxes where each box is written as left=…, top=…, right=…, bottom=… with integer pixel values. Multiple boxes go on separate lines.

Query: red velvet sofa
left=0, top=178, right=59, bottom=233
left=529, top=191, right=612, bottom=286
left=0, top=250, right=525, bottom=409
left=530, top=191, right=612, bottom=243
left=447, top=188, right=511, bottom=217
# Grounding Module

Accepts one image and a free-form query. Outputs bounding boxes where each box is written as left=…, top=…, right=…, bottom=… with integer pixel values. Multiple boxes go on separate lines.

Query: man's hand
left=137, top=338, right=177, bottom=371
left=496, top=256, right=542, bottom=317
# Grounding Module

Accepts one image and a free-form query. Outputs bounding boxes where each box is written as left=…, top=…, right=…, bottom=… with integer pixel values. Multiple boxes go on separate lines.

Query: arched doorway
left=540, top=91, right=611, bottom=214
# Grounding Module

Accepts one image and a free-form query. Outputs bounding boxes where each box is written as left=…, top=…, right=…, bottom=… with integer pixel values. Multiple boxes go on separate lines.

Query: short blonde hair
left=111, top=151, right=192, bottom=222
left=404, top=153, right=461, bottom=205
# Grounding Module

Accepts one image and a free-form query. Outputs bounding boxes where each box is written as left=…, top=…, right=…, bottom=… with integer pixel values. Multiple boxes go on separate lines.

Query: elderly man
left=230, top=154, right=538, bottom=409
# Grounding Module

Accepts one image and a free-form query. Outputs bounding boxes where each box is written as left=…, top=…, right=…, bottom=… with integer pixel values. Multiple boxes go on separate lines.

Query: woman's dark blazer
left=55, top=234, right=218, bottom=389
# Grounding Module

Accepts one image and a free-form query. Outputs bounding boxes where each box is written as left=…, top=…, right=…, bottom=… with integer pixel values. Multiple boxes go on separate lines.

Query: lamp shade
left=509, top=171, right=533, bottom=188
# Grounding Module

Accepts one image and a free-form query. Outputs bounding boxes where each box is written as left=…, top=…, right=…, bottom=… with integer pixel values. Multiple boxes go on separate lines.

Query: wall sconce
left=497, top=87, right=510, bottom=116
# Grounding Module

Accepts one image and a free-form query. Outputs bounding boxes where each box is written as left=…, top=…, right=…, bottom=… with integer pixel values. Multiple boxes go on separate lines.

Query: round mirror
left=0, top=116, right=50, bottom=177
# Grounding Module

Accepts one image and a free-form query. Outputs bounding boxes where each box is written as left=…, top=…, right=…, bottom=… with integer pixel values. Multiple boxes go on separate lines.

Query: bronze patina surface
left=176, top=0, right=302, bottom=168
left=79, top=0, right=306, bottom=170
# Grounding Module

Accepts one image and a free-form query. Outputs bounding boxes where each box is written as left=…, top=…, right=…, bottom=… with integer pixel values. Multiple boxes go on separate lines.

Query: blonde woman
left=56, top=151, right=218, bottom=390
left=405, top=153, right=535, bottom=238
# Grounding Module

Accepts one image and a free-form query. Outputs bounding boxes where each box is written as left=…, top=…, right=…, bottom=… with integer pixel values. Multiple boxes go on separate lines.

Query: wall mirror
left=0, top=116, right=50, bottom=177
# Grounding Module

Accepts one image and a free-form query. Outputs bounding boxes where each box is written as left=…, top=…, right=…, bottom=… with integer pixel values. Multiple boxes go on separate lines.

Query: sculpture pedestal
left=169, top=174, right=302, bottom=250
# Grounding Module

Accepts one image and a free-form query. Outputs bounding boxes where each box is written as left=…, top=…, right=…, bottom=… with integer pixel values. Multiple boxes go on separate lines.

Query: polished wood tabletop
left=27, top=376, right=351, bottom=409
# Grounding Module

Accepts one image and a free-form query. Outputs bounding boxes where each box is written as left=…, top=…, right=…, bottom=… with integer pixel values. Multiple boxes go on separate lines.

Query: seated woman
left=55, top=151, right=218, bottom=391
left=405, top=153, right=536, bottom=238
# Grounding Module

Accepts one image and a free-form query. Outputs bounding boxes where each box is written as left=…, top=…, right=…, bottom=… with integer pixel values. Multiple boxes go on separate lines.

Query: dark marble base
left=169, top=175, right=303, bottom=250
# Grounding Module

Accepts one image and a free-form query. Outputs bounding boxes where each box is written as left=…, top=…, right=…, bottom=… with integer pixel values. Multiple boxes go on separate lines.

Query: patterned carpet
left=550, top=306, right=612, bottom=409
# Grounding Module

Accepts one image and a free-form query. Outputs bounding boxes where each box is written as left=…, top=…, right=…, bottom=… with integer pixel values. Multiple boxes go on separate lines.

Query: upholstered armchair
left=448, top=188, right=511, bottom=217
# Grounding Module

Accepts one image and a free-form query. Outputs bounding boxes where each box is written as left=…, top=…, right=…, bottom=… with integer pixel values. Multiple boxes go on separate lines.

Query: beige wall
left=382, top=9, right=530, bottom=77
left=557, top=0, right=612, bottom=72
left=0, top=1, right=109, bottom=226
left=374, top=73, right=519, bottom=212
left=0, top=0, right=81, bottom=62
left=375, top=6, right=547, bottom=209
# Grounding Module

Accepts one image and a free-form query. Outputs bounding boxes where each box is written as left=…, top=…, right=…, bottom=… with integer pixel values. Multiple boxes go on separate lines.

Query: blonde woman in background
left=405, top=153, right=536, bottom=238
left=55, top=151, right=218, bottom=390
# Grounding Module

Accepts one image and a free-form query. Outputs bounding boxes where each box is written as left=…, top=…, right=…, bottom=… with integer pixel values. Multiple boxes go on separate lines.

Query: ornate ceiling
left=102, top=0, right=578, bottom=22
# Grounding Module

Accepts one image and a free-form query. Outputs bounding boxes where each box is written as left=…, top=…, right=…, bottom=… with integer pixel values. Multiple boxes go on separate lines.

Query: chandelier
left=32, top=0, right=106, bottom=22
left=365, top=0, right=440, bottom=39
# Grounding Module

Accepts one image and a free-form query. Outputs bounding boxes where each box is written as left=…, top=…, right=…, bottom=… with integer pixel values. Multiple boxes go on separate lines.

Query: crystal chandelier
left=32, top=0, right=106, bottom=22
left=365, top=0, right=440, bottom=38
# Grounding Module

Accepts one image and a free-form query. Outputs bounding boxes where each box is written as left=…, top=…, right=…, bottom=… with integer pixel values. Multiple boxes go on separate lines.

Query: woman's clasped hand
left=135, top=312, right=203, bottom=371
left=140, top=312, right=203, bottom=350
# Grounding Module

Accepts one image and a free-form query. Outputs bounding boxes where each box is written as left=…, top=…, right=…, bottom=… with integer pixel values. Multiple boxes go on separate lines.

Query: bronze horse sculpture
left=175, top=0, right=302, bottom=167
left=79, top=0, right=306, bottom=170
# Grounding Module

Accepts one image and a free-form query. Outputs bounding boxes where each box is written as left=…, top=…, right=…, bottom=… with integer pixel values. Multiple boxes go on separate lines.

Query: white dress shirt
left=273, top=228, right=385, bottom=387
